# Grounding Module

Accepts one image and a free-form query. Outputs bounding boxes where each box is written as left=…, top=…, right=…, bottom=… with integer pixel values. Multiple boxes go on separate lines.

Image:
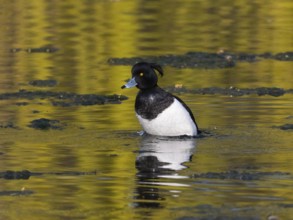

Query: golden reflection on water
left=0, top=0, right=292, bottom=130
left=0, top=0, right=292, bottom=219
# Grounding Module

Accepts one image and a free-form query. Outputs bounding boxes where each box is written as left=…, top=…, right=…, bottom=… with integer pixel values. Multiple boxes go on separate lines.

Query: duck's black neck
left=139, top=85, right=160, bottom=92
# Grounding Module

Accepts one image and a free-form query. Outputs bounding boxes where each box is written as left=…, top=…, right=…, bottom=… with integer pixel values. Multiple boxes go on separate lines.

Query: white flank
left=136, top=99, right=198, bottom=136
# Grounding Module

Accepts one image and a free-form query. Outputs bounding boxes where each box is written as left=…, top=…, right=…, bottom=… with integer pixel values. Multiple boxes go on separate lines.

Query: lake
left=0, top=0, right=292, bottom=219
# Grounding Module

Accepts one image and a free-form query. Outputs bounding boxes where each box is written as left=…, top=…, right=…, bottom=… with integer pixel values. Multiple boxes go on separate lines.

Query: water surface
left=0, top=0, right=292, bottom=219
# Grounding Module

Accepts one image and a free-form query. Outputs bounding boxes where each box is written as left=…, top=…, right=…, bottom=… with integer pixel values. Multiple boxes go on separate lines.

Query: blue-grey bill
left=121, top=77, right=137, bottom=89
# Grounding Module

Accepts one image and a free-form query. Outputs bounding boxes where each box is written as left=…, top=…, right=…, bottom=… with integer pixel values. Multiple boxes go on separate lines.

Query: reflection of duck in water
left=121, top=62, right=199, bottom=137
left=133, top=135, right=196, bottom=209
left=136, top=135, right=196, bottom=177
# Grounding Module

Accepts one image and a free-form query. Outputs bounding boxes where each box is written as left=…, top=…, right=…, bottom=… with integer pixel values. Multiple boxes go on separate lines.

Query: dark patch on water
left=29, top=79, right=58, bottom=87
left=1, top=170, right=31, bottom=180
left=165, top=86, right=292, bottom=97
left=273, top=52, right=293, bottom=61
left=28, top=118, right=65, bottom=130
left=0, top=190, right=34, bottom=196
left=51, top=93, right=127, bottom=106
left=277, top=124, right=293, bottom=130
left=109, top=52, right=236, bottom=68
left=108, top=51, right=293, bottom=69
left=278, top=203, right=293, bottom=208
left=0, top=89, right=128, bottom=106
left=192, top=170, right=290, bottom=181
left=15, top=102, right=29, bottom=106
left=0, top=170, right=96, bottom=180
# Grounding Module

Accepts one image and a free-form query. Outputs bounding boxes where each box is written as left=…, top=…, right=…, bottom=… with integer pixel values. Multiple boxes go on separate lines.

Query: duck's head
left=121, top=62, right=163, bottom=90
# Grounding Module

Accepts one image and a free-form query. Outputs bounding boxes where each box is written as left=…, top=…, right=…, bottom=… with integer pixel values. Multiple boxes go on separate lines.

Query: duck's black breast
left=135, top=87, right=174, bottom=120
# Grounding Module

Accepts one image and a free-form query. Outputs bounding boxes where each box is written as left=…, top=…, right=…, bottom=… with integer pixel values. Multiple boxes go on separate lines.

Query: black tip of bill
left=121, top=78, right=137, bottom=89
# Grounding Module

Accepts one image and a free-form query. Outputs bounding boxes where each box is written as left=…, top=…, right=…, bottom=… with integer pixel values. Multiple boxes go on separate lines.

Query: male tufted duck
left=121, top=62, right=199, bottom=137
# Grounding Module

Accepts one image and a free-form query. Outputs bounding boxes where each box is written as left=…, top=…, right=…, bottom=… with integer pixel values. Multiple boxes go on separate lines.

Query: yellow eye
left=139, top=72, right=144, bottom=77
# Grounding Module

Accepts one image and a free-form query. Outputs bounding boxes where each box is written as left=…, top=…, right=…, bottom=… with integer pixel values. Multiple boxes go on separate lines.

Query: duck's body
left=122, top=62, right=199, bottom=137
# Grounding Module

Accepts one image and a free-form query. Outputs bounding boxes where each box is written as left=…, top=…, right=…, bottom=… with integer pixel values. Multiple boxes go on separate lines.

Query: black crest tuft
left=150, top=63, right=164, bottom=77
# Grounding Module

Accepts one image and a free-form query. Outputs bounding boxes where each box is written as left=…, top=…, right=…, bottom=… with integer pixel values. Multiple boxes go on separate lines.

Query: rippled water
left=0, top=1, right=292, bottom=219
